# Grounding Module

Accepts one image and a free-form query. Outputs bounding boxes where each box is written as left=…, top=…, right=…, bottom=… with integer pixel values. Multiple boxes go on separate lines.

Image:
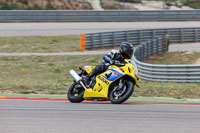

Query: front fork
left=116, top=79, right=127, bottom=91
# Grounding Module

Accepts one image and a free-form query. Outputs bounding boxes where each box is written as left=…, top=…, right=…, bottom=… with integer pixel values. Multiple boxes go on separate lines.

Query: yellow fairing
left=83, top=65, right=109, bottom=98
left=119, top=60, right=140, bottom=85
left=83, top=74, right=112, bottom=98
left=83, top=59, right=140, bottom=99
left=84, top=66, right=95, bottom=74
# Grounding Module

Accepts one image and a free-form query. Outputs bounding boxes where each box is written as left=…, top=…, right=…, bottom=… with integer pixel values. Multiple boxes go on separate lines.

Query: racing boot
left=83, top=73, right=94, bottom=88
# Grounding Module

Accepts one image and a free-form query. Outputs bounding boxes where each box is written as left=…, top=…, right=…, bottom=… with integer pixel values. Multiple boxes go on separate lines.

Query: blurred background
left=0, top=0, right=199, bottom=10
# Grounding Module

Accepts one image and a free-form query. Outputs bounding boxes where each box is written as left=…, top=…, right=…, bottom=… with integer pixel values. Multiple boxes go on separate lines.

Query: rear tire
left=67, top=82, right=84, bottom=103
left=109, top=80, right=134, bottom=104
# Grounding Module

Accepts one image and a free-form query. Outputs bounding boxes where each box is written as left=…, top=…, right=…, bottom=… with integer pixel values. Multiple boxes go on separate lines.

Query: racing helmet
left=119, top=42, right=134, bottom=59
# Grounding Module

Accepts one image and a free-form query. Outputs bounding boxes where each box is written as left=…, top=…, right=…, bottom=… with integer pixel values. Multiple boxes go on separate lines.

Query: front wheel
left=67, top=82, right=84, bottom=103
left=109, top=79, right=134, bottom=104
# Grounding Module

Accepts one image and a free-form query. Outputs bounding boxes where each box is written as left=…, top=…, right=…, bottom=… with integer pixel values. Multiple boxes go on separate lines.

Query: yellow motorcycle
left=68, top=59, right=140, bottom=104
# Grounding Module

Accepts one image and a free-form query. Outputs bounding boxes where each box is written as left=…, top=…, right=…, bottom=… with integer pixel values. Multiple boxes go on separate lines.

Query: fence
left=133, top=37, right=169, bottom=62
left=84, top=27, right=200, bottom=50
left=133, top=37, right=200, bottom=82
left=83, top=27, right=200, bottom=82
left=1, top=10, right=200, bottom=22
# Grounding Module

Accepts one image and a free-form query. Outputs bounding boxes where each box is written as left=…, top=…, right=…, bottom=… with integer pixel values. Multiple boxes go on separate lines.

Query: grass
left=134, top=81, right=200, bottom=99
left=143, top=51, right=200, bottom=65
left=0, top=36, right=80, bottom=53
left=0, top=35, right=199, bottom=99
left=137, top=51, right=200, bottom=99
left=0, top=55, right=103, bottom=95
left=0, top=55, right=199, bottom=99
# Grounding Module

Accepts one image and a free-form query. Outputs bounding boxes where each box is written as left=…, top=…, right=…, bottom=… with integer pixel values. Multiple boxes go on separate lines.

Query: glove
left=110, top=60, right=114, bottom=65
left=104, top=63, right=111, bottom=67
left=110, top=60, right=121, bottom=66
left=114, top=60, right=121, bottom=66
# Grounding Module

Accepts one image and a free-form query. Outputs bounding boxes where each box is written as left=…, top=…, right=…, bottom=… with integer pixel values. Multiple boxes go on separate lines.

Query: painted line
left=0, top=97, right=68, bottom=101
left=1, top=97, right=200, bottom=106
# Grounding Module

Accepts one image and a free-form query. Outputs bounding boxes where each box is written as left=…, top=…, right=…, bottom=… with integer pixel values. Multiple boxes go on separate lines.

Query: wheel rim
left=113, top=86, right=127, bottom=97
left=71, top=84, right=84, bottom=97
left=112, top=82, right=128, bottom=100
left=109, top=79, right=134, bottom=104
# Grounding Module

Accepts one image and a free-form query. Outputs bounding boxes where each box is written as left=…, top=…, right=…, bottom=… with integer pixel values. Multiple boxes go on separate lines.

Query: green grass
left=0, top=36, right=80, bottom=52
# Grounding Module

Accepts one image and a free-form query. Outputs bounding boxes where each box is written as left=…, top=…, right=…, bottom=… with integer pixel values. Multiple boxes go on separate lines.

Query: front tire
left=109, top=80, right=134, bottom=104
left=67, top=82, right=84, bottom=103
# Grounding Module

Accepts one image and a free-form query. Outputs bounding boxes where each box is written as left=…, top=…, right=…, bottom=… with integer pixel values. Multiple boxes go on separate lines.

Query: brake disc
left=114, top=85, right=127, bottom=97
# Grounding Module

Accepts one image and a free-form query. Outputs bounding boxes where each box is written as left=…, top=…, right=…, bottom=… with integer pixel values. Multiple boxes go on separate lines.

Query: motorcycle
left=68, top=59, right=140, bottom=104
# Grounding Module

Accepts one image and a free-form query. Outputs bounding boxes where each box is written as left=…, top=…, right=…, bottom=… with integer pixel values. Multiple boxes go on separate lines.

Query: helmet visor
left=122, top=49, right=133, bottom=59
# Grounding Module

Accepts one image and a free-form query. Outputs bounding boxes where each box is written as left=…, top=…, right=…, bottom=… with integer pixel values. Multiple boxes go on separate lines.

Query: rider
left=84, top=42, right=134, bottom=84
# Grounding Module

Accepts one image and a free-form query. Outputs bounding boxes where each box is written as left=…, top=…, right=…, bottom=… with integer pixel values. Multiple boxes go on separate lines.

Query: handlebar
left=105, top=61, right=126, bottom=67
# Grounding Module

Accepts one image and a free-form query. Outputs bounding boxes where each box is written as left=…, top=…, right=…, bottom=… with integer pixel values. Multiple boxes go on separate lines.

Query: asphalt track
left=1, top=22, right=200, bottom=36
left=1, top=99, right=200, bottom=133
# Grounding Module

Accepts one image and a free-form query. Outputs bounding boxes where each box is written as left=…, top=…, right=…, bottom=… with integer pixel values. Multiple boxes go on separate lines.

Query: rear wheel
left=109, top=79, right=134, bottom=104
left=67, top=82, right=84, bottom=103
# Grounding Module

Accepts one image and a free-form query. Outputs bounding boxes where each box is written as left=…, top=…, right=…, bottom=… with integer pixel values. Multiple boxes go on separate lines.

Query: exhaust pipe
left=69, top=69, right=87, bottom=90
left=69, top=69, right=82, bottom=83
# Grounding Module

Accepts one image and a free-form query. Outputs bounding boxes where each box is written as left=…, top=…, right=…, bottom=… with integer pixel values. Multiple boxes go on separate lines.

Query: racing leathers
left=85, top=50, right=124, bottom=83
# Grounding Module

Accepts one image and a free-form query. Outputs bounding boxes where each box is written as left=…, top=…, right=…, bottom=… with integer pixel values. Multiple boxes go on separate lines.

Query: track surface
left=1, top=99, right=200, bottom=133
left=1, top=22, right=200, bottom=36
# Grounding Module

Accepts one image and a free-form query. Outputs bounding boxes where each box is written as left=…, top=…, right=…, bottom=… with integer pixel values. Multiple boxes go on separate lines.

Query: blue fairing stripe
left=103, top=69, right=124, bottom=81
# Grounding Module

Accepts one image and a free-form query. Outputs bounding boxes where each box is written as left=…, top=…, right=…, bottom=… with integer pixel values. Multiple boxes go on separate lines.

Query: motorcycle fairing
left=83, top=67, right=125, bottom=99
left=83, top=59, right=140, bottom=99
left=102, top=69, right=124, bottom=82
left=84, top=66, right=95, bottom=74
